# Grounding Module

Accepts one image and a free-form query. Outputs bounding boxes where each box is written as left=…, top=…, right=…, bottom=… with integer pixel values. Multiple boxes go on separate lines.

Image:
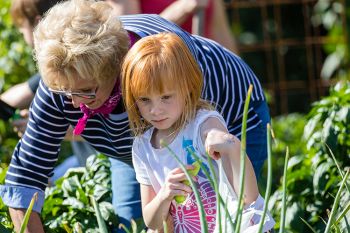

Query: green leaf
left=285, top=202, right=305, bottom=232
left=93, top=184, right=110, bottom=202
left=313, top=162, right=334, bottom=196
left=303, top=114, right=320, bottom=140
left=62, top=197, right=85, bottom=209
left=98, top=202, right=119, bottom=226
left=61, top=175, right=83, bottom=197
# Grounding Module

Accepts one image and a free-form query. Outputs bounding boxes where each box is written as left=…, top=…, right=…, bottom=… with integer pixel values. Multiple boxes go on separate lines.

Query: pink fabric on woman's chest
left=128, top=31, right=140, bottom=46
left=73, top=83, right=122, bottom=135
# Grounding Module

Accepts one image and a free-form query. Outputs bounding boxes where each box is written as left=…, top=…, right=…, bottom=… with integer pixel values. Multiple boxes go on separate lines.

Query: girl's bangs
left=130, top=61, right=179, bottom=98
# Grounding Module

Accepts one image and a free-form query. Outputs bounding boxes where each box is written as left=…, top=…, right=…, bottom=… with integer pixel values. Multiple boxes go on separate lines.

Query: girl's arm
left=140, top=184, right=170, bottom=230
left=141, top=166, right=193, bottom=230
left=200, top=117, right=259, bottom=204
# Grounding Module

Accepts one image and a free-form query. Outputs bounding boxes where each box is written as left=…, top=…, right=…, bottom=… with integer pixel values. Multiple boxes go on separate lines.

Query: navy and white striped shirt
left=1, top=14, right=265, bottom=211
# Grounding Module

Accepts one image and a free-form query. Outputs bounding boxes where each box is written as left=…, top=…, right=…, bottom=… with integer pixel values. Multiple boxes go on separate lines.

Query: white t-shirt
left=132, top=109, right=226, bottom=233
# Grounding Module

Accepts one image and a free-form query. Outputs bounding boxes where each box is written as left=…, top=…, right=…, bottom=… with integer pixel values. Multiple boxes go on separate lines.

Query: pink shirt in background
left=139, top=0, right=214, bottom=37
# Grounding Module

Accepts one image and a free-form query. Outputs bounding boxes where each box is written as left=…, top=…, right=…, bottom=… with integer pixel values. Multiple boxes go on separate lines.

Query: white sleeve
left=195, top=110, right=228, bottom=158
left=132, top=138, right=152, bottom=185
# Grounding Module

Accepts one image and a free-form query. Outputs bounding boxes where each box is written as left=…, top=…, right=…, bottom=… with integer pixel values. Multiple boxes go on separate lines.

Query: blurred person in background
left=106, top=0, right=239, bottom=53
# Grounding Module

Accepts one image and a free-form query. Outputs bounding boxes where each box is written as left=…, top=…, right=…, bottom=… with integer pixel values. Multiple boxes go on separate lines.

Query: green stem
left=257, top=124, right=273, bottom=233
left=188, top=149, right=235, bottom=232
left=234, top=85, right=252, bottom=233
left=324, top=169, right=350, bottom=233
left=334, top=201, right=350, bottom=225
left=279, top=146, right=289, bottom=233
left=325, top=144, right=350, bottom=193
left=163, top=220, right=168, bottom=233
left=91, top=195, right=109, bottom=233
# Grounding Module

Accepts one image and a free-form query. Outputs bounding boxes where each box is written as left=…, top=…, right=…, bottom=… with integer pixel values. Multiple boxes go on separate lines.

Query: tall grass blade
left=161, top=142, right=209, bottom=233
left=325, top=144, right=350, bottom=192
left=279, top=146, right=289, bottom=233
left=188, top=149, right=222, bottom=232
left=130, top=219, right=138, bottom=233
left=257, top=123, right=273, bottom=233
left=118, top=223, right=131, bottom=233
left=324, top=169, right=350, bottom=233
left=334, top=202, right=350, bottom=225
left=334, top=224, right=341, bottom=233
left=91, top=195, right=109, bottom=233
left=19, top=192, right=38, bottom=233
left=300, top=217, right=317, bottom=233
left=163, top=220, right=168, bottom=233
left=234, top=84, right=253, bottom=233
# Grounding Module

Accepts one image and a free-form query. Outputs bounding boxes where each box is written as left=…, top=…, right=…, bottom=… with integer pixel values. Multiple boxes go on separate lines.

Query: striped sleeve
left=5, top=81, right=69, bottom=191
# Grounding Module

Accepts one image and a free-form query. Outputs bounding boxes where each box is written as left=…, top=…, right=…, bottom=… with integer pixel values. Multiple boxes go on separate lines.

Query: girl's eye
left=139, top=97, right=150, bottom=102
left=161, top=95, right=172, bottom=100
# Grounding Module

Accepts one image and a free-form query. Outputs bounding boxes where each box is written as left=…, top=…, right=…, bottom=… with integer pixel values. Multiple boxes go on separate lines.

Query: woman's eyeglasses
left=48, top=87, right=97, bottom=99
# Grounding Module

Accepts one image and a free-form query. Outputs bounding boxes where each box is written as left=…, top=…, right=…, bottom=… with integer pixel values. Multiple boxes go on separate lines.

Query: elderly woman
left=0, top=0, right=270, bottom=232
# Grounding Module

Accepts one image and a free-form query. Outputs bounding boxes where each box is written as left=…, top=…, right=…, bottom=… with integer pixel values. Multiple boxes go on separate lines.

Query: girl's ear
left=33, top=15, right=42, bottom=27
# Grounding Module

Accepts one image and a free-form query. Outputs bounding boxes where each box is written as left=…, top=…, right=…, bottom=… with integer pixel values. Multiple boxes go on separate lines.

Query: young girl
left=122, top=33, right=274, bottom=232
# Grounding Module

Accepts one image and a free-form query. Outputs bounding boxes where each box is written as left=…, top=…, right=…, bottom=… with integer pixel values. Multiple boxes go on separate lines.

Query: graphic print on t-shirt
left=170, top=138, right=217, bottom=233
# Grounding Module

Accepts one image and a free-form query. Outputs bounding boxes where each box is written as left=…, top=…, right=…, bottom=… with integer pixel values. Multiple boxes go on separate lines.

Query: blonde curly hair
left=33, top=0, right=129, bottom=89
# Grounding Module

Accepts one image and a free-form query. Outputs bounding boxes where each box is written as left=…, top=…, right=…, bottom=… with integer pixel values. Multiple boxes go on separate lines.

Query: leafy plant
left=0, top=165, right=13, bottom=233
left=41, top=154, right=118, bottom=233
left=270, top=80, right=350, bottom=232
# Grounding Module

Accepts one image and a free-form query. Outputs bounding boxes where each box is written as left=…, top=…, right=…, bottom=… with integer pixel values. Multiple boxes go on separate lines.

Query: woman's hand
left=159, top=166, right=195, bottom=202
left=204, top=128, right=239, bottom=160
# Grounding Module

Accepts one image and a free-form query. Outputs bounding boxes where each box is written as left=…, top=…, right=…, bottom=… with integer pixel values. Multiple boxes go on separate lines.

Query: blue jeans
left=242, top=101, right=271, bottom=179
left=109, top=158, right=142, bottom=232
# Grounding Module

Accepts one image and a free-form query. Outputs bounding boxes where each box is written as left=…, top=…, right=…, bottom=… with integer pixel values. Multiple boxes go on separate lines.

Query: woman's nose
left=71, top=95, right=83, bottom=108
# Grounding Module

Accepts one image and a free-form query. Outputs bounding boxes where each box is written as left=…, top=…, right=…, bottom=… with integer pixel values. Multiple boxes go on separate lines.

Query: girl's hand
left=205, top=128, right=239, bottom=160
left=159, top=166, right=195, bottom=202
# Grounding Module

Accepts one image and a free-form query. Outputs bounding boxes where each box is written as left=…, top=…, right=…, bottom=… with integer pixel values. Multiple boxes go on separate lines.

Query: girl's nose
left=150, top=104, right=162, bottom=115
